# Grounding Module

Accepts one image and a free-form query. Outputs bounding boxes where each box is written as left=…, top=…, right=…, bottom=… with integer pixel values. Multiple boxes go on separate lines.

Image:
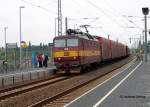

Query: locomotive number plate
left=64, top=51, right=69, bottom=56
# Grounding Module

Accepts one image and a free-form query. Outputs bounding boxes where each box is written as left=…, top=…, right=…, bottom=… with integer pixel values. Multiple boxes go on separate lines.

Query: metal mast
left=58, top=0, right=62, bottom=36
left=142, top=7, right=149, bottom=62
left=65, top=17, right=68, bottom=35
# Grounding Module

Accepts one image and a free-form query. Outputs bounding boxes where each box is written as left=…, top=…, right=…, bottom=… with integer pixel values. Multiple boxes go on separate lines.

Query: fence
left=0, top=44, right=53, bottom=73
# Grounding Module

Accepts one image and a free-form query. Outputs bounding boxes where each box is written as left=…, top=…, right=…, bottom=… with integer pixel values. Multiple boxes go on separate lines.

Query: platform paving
left=65, top=60, right=150, bottom=107
left=0, top=66, right=56, bottom=87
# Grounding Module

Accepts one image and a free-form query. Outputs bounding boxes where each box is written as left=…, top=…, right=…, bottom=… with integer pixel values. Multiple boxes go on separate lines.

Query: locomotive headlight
left=58, top=57, right=61, bottom=60
left=73, top=56, right=76, bottom=59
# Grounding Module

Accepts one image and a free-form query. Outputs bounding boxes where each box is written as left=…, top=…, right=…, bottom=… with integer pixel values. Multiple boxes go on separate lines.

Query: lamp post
left=19, top=6, right=25, bottom=68
left=4, top=27, right=8, bottom=61
left=55, top=17, right=58, bottom=37
left=142, top=7, right=149, bottom=62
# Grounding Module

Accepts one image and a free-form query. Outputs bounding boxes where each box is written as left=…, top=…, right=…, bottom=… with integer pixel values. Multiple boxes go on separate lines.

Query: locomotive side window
left=67, top=39, right=78, bottom=47
left=54, top=39, right=66, bottom=47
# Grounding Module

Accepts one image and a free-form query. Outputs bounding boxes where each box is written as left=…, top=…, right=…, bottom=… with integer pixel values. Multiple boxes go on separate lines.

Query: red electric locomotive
left=53, top=29, right=129, bottom=73
left=53, top=29, right=101, bottom=73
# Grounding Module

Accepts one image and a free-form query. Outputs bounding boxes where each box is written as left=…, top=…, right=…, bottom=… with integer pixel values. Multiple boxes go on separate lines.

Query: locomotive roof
left=54, top=35, right=127, bottom=47
left=54, top=29, right=127, bottom=46
left=54, top=34, right=99, bottom=41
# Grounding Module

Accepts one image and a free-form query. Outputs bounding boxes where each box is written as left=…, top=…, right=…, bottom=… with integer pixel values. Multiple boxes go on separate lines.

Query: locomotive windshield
left=54, top=39, right=65, bottom=47
left=54, top=38, right=78, bottom=47
left=67, top=39, right=78, bottom=47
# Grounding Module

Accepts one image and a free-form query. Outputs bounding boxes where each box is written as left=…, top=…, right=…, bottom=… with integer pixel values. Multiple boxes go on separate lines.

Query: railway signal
left=142, top=7, right=149, bottom=62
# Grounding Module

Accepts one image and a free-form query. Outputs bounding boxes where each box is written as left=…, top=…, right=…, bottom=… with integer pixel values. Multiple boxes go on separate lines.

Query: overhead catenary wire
left=87, top=18, right=101, bottom=25
left=84, top=0, right=124, bottom=28
left=43, top=0, right=57, bottom=6
left=100, top=0, right=142, bottom=39
left=62, top=0, right=105, bottom=34
left=83, top=0, right=143, bottom=44
left=63, top=0, right=104, bottom=28
left=21, top=0, right=142, bottom=40
left=71, top=0, right=96, bottom=17
left=122, top=15, right=143, bottom=30
left=84, top=0, right=142, bottom=32
left=21, top=0, right=57, bottom=15
left=22, top=0, right=105, bottom=32
left=103, top=0, right=142, bottom=29
left=72, top=0, right=85, bottom=11
left=101, top=0, right=129, bottom=27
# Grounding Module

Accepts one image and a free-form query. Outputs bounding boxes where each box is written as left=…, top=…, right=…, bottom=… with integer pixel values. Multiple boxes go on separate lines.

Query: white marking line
left=93, top=61, right=142, bottom=107
left=64, top=60, right=137, bottom=107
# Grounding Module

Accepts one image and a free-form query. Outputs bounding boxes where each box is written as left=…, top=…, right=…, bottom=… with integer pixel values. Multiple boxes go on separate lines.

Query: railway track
left=0, top=74, right=77, bottom=101
left=28, top=56, right=135, bottom=107
left=0, top=56, right=134, bottom=107
left=0, top=74, right=60, bottom=93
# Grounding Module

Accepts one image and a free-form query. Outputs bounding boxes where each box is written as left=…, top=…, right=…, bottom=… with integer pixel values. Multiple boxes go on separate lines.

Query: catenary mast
left=58, top=0, right=62, bottom=36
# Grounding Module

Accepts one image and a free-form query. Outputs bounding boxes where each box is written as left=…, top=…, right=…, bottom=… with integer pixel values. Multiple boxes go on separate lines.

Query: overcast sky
left=0, top=0, right=150, bottom=47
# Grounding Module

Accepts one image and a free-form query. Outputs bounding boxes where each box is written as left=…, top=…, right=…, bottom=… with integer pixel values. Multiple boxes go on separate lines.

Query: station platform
left=0, top=66, right=56, bottom=87
left=0, top=66, right=56, bottom=76
left=64, top=60, right=150, bottom=107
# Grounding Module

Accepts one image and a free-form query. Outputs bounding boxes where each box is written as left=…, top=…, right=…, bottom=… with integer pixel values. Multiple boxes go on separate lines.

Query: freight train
left=53, top=29, right=130, bottom=73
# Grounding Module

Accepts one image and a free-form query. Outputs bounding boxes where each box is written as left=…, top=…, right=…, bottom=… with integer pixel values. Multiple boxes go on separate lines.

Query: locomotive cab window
left=54, top=39, right=66, bottom=47
left=67, top=39, right=78, bottom=47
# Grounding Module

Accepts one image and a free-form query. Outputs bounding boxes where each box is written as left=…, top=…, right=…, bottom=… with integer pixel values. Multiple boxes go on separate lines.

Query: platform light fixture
left=19, top=6, right=25, bottom=68
left=142, top=8, right=149, bottom=15
left=142, top=7, right=149, bottom=62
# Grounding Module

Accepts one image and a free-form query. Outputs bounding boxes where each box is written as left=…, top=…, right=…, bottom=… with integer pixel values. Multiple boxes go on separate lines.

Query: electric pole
left=65, top=17, right=68, bottom=35
left=4, top=27, right=8, bottom=61
left=108, top=35, right=110, bottom=40
left=58, top=0, right=62, bottom=36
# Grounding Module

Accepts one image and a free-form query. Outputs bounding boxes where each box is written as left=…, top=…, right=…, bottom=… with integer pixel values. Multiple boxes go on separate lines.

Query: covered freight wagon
left=96, top=37, right=112, bottom=61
